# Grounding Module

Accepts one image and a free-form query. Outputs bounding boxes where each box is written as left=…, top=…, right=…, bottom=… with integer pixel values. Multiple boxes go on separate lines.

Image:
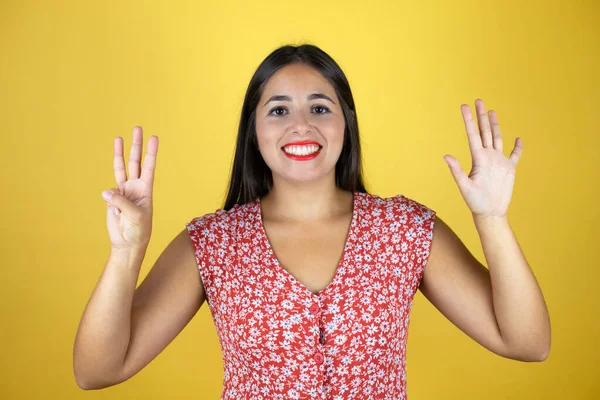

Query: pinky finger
left=106, top=202, right=121, bottom=216
left=509, top=137, right=523, bottom=165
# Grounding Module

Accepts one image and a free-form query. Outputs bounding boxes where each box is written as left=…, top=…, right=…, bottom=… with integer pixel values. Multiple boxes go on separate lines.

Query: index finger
left=113, top=136, right=127, bottom=188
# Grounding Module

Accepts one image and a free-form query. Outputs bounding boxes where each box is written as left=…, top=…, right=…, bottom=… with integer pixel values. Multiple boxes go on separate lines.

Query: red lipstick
left=281, top=140, right=322, bottom=161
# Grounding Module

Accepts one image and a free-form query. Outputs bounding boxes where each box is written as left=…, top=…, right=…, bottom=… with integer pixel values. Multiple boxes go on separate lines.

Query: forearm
left=73, top=246, right=147, bottom=389
left=474, top=215, right=551, bottom=361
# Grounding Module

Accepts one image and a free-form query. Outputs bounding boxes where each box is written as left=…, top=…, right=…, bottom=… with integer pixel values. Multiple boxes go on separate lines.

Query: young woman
left=74, top=44, right=551, bottom=399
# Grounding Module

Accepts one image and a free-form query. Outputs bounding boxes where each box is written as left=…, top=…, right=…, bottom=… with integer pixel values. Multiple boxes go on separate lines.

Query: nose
left=290, top=109, right=314, bottom=136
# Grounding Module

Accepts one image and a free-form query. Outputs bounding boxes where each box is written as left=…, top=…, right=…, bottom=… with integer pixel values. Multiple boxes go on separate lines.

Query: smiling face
left=255, top=63, right=346, bottom=185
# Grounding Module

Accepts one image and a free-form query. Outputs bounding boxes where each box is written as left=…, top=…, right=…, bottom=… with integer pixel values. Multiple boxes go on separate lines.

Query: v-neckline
left=255, top=192, right=358, bottom=297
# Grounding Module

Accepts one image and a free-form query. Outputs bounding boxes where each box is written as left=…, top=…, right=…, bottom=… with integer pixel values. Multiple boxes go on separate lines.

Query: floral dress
left=185, top=192, right=436, bottom=399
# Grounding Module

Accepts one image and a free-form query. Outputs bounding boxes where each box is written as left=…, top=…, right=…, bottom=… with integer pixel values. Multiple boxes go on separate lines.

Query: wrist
left=472, top=214, right=509, bottom=230
left=109, top=245, right=147, bottom=267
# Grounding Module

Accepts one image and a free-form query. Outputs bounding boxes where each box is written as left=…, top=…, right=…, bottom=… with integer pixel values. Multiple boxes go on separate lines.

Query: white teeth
left=283, top=145, right=320, bottom=156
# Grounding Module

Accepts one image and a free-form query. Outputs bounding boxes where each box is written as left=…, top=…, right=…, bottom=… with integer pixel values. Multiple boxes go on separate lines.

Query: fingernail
left=102, top=190, right=113, bottom=200
left=114, top=207, right=120, bottom=215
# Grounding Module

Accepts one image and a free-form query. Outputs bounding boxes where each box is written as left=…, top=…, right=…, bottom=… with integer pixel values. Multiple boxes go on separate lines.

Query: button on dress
left=185, top=192, right=436, bottom=400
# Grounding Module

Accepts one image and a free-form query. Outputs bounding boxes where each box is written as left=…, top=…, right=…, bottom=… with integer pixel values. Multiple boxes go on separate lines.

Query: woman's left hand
left=443, top=99, right=523, bottom=220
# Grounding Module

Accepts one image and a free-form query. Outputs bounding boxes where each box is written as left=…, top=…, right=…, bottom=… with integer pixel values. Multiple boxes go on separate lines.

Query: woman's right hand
left=102, top=126, right=159, bottom=250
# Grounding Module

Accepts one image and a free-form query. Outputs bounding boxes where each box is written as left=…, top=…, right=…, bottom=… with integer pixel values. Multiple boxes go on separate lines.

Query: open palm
left=104, top=126, right=159, bottom=249
left=443, top=99, right=523, bottom=218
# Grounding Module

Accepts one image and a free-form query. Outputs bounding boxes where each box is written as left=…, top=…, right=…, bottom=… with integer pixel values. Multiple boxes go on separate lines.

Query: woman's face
left=255, top=63, right=345, bottom=185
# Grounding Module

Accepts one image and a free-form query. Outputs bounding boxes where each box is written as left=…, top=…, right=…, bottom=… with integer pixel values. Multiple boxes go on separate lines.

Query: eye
left=268, top=106, right=288, bottom=116
left=312, top=105, right=330, bottom=114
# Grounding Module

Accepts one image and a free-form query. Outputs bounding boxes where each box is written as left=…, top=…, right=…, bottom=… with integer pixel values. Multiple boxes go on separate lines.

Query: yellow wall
left=1, top=0, right=598, bottom=398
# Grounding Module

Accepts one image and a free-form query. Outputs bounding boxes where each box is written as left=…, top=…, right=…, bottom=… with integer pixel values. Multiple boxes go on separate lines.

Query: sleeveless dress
left=185, top=192, right=436, bottom=400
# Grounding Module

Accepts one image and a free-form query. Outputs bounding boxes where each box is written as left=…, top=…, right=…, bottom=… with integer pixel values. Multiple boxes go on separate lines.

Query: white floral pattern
left=185, top=192, right=436, bottom=399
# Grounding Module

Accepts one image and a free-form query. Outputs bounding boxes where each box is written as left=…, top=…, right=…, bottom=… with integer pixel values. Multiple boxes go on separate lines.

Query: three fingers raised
left=113, top=127, right=159, bottom=188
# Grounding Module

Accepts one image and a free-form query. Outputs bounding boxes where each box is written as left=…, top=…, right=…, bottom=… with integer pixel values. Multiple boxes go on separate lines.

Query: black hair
left=223, top=44, right=367, bottom=210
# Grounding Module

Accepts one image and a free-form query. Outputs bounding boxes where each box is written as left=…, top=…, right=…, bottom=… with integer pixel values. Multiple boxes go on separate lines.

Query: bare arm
left=73, top=228, right=205, bottom=389
left=423, top=99, right=551, bottom=362
left=419, top=215, right=550, bottom=362
left=74, top=124, right=205, bottom=389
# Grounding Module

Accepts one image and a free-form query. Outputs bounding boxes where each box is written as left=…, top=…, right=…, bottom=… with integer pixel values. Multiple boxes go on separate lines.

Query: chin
left=274, top=169, right=335, bottom=185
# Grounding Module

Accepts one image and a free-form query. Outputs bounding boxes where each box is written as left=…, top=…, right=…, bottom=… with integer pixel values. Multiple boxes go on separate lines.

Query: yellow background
left=1, top=0, right=598, bottom=398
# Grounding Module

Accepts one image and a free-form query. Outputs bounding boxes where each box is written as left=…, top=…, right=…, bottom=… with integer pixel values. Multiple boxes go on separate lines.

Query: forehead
left=261, top=63, right=335, bottom=97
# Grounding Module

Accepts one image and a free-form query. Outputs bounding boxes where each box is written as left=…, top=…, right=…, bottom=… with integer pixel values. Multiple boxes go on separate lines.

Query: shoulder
left=185, top=201, right=257, bottom=237
left=356, top=191, right=436, bottom=223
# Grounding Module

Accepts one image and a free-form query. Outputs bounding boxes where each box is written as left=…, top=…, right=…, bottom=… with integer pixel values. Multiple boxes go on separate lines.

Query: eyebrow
left=262, top=93, right=336, bottom=106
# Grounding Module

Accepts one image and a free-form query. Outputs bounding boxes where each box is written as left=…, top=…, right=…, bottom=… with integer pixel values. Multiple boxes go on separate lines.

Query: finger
left=461, top=104, right=483, bottom=153
left=475, top=99, right=493, bottom=148
left=104, top=189, right=122, bottom=218
left=113, top=137, right=127, bottom=188
left=106, top=195, right=122, bottom=240
left=128, top=126, right=143, bottom=180
left=141, top=135, right=159, bottom=186
left=102, top=188, right=121, bottom=215
left=443, top=154, right=470, bottom=191
left=106, top=200, right=121, bottom=217
left=102, top=188, right=138, bottom=217
left=488, top=110, right=503, bottom=153
left=509, top=137, right=523, bottom=165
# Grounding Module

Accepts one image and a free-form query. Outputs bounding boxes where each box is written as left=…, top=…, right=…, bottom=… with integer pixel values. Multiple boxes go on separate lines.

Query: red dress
left=185, top=192, right=436, bottom=399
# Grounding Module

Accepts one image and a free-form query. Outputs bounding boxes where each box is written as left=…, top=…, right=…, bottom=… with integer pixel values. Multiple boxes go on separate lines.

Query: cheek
left=255, top=119, right=281, bottom=149
left=321, top=117, right=346, bottom=148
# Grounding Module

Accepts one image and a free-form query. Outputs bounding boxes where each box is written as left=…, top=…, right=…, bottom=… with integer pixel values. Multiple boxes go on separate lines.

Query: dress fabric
left=185, top=192, right=436, bottom=400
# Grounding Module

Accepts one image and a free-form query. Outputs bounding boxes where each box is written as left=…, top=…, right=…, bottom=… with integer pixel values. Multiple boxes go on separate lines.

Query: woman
left=73, top=44, right=551, bottom=399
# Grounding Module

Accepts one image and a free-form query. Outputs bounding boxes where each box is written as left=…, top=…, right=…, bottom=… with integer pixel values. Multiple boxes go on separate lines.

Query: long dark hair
left=223, top=44, right=368, bottom=210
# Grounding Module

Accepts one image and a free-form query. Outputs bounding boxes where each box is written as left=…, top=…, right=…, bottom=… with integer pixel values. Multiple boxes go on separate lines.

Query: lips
left=281, top=140, right=322, bottom=161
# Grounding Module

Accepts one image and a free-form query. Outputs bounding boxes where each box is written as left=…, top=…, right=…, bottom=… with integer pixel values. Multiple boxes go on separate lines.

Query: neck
left=261, top=174, right=353, bottom=222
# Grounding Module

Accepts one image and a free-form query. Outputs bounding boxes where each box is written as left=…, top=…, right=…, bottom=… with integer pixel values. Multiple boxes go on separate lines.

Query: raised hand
left=101, top=126, right=159, bottom=249
left=443, top=99, right=523, bottom=220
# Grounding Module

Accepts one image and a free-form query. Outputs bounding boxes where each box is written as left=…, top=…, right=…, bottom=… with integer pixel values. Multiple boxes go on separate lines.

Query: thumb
left=443, top=154, right=470, bottom=190
left=101, top=189, right=136, bottom=216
